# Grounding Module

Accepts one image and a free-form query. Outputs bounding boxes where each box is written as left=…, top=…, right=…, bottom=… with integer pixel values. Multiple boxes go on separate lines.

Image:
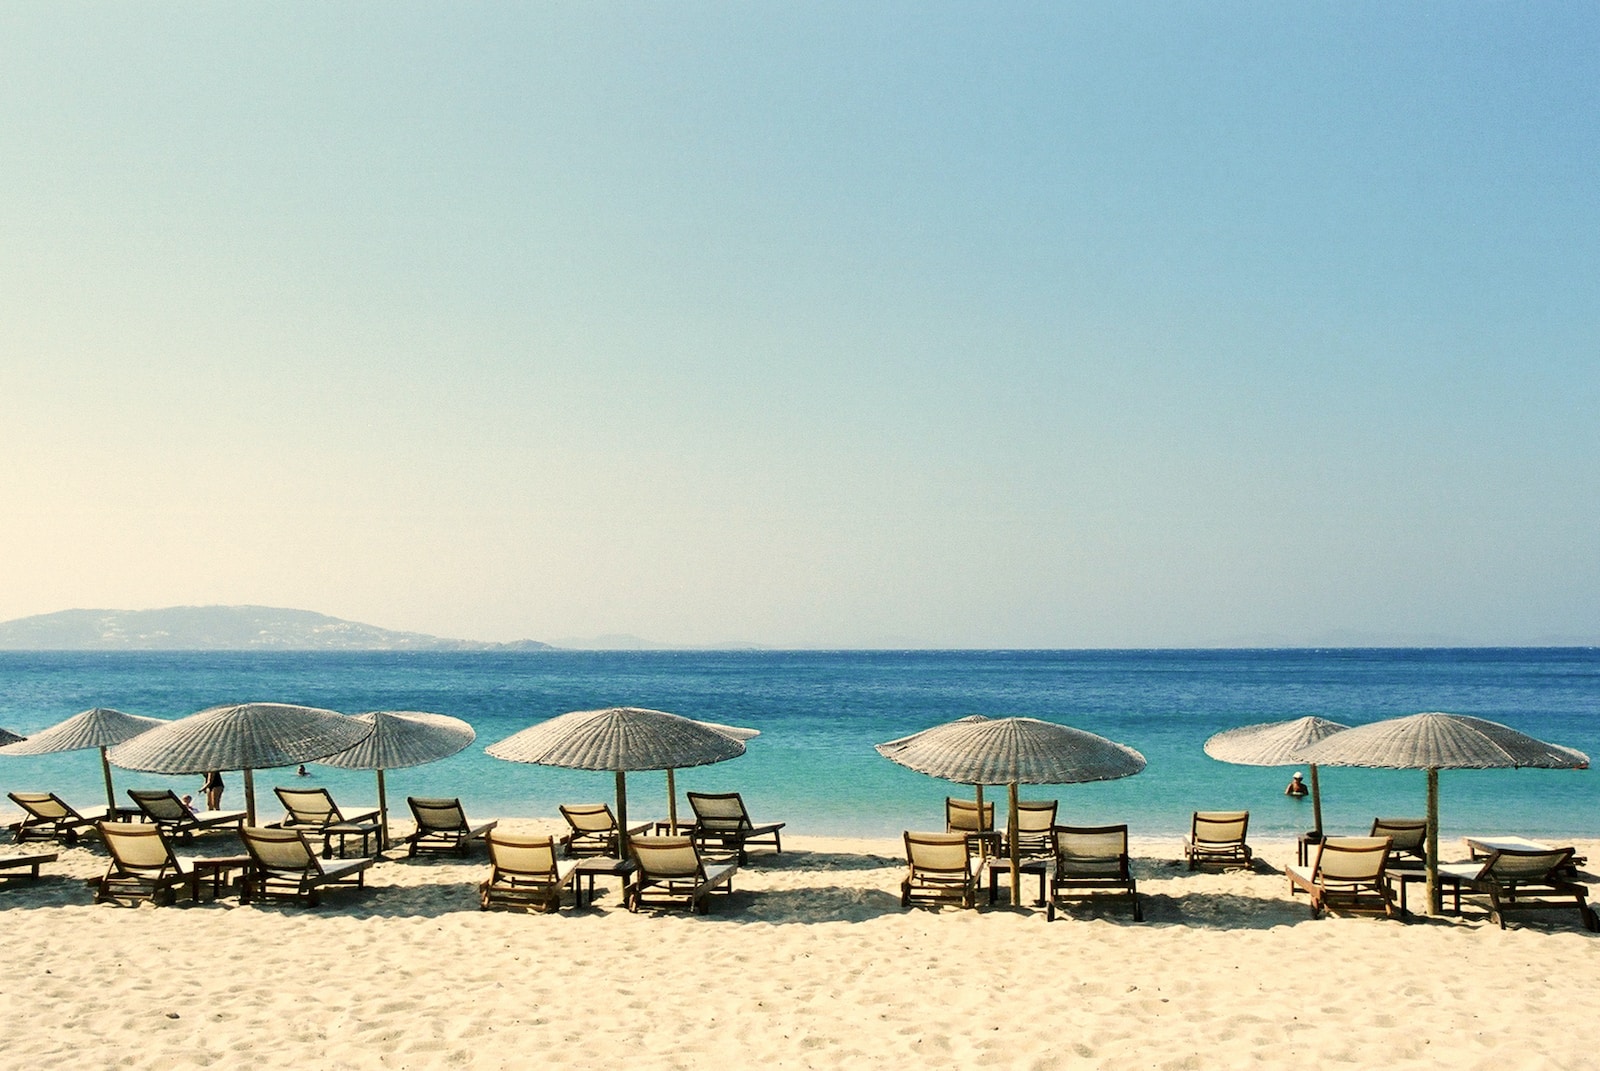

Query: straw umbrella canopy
left=1299, top=712, right=1589, bottom=916
left=1203, top=716, right=1350, bottom=836
left=876, top=716, right=1146, bottom=907
left=316, top=711, right=476, bottom=849
left=486, top=707, right=748, bottom=854
left=107, top=702, right=372, bottom=825
left=0, top=707, right=166, bottom=812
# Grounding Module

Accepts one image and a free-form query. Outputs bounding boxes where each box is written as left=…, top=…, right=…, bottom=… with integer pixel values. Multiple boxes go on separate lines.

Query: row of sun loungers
left=5, top=788, right=1592, bottom=929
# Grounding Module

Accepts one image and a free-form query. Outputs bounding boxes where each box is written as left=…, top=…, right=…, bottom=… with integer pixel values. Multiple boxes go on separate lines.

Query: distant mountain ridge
left=0, top=606, right=552, bottom=652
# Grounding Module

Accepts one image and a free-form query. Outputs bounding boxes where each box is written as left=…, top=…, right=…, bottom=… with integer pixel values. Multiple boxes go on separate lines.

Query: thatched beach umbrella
left=877, top=716, right=1146, bottom=907
left=1299, top=712, right=1589, bottom=916
left=317, top=711, right=477, bottom=849
left=486, top=707, right=747, bottom=854
left=0, top=707, right=165, bottom=811
left=108, top=702, right=372, bottom=825
left=1203, top=716, right=1350, bottom=836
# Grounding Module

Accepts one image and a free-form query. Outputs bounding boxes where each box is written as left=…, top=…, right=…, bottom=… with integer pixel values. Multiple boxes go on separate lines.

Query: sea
left=0, top=648, right=1595, bottom=841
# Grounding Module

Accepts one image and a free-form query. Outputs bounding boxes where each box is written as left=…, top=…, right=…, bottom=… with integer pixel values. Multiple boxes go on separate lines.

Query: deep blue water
left=0, top=649, right=1595, bottom=839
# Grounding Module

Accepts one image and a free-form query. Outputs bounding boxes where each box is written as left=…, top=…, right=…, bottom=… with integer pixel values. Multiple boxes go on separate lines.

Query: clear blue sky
left=3, top=4, right=1596, bottom=647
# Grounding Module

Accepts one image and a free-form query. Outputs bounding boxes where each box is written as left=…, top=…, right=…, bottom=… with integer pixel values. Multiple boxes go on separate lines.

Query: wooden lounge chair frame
left=94, top=822, right=205, bottom=906
left=405, top=797, right=497, bottom=857
left=1184, top=810, right=1252, bottom=870
left=1370, top=817, right=1428, bottom=871
left=1007, top=799, right=1059, bottom=859
left=1286, top=836, right=1398, bottom=919
left=8, top=792, right=110, bottom=845
left=273, top=786, right=381, bottom=858
left=0, top=851, right=58, bottom=881
left=686, top=791, right=785, bottom=863
left=127, top=789, right=246, bottom=842
left=626, top=834, right=737, bottom=914
left=480, top=833, right=579, bottom=912
left=558, top=803, right=651, bottom=858
left=239, top=826, right=376, bottom=907
left=1047, top=823, right=1142, bottom=921
left=901, top=831, right=977, bottom=910
left=1438, top=847, right=1598, bottom=932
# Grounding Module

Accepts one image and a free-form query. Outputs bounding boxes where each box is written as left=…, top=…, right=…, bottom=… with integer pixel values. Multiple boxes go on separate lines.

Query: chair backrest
left=8, top=792, right=73, bottom=821
left=630, top=835, right=703, bottom=879
left=687, top=792, right=751, bottom=832
left=1013, top=799, right=1058, bottom=833
left=128, top=789, right=188, bottom=822
left=945, top=797, right=994, bottom=833
left=487, top=833, right=560, bottom=879
left=1481, top=847, right=1574, bottom=884
left=1191, top=810, right=1249, bottom=845
left=99, top=822, right=179, bottom=874
left=1314, top=836, right=1390, bottom=882
left=408, top=797, right=467, bottom=834
left=905, top=831, right=972, bottom=878
left=1370, top=818, right=1428, bottom=858
left=560, top=803, right=618, bottom=835
left=276, top=787, right=340, bottom=825
left=1053, top=824, right=1129, bottom=876
left=242, top=826, right=317, bottom=872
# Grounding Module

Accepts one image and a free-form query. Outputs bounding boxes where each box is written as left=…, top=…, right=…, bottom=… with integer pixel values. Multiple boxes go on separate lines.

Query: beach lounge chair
left=1047, top=824, right=1142, bottom=921
left=273, top=787, right=381, bottom=858
left=1285, top=836, right=1397, bottom=918
left=945, top=797, right=995, bottom=834
left=1184, top=810, right=1252, bottom=870
left=686, top=791, right=785, bottom=863
left=127, top=789, right=246, bottom=842
left=94, top=821, right=242, bottom=906
left=558, top=803, right=652, bottom=858
left=404, top=797, right=497, bottom=857
left=1370, top=817, right=1428, bottom=871
left=480, top=833, right=578, bottom=912
left=0, top=851, right=58, bottom=881
left=1436, top=847, right=1598, bottom=932
left=901, top=831, right=978, bottom=909
left=626, top=834, right=737, bottom=914
left=8, top=792, right=111, bottom=845
left=239, top=826, right=376, bottom=907
left=1006, top=799, right=1059, bottom=859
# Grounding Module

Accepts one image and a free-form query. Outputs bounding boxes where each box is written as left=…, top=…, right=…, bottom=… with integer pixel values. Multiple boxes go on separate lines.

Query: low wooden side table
left=572, top=856, right=637, bottom=909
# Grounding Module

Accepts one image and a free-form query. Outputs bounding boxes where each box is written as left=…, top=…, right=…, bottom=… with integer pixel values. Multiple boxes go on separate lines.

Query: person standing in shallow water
left=1285, top=771, right=1308, bottom=798
left=202, top=770, right=224, bottom=811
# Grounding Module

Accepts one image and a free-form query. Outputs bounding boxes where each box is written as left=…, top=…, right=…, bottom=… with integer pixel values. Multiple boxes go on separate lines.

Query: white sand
left=2, top=823, right=1597, bottom=1070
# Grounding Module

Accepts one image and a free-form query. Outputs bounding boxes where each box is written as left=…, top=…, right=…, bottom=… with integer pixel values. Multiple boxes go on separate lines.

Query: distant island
left=0, top=606, right=553, bottom=652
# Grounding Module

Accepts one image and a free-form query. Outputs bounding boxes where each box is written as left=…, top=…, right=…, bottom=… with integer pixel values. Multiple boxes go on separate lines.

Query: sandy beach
left=0, top=823, right=1596, bottom=1070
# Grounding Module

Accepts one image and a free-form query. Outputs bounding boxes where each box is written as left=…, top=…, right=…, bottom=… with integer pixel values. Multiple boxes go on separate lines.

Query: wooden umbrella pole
left=376, top=768, right=390, bottom=851
left=1008, top=782, right=1021, bottom=907
left=1309, top=764, right=1324, bottom=837
left=615, top=770, right=629, bottom=859
left=1426, top=768, right=1440, bottom=916
left=100, top=746, right=117, bottom=813
left=974, top=784, right=988, bottom=861
left=667, top=768, right=678, bottom=834
left=243, top=767, right=256, bottom=827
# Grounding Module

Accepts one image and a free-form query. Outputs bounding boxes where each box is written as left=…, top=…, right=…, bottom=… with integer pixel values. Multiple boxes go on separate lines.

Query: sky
left=2, top=4, right=1597, bottom=649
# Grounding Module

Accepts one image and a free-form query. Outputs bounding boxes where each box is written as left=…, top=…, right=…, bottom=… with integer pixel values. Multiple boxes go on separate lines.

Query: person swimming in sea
left=1285, top=771, right=1308, bottom=797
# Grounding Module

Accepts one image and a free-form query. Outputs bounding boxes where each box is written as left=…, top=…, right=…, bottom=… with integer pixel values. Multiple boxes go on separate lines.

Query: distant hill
left=0, top=606, right=553, bottom=652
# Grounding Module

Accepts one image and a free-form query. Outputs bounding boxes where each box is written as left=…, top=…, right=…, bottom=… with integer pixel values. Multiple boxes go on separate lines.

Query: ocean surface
left=0, top=649, right=1595, bottom=840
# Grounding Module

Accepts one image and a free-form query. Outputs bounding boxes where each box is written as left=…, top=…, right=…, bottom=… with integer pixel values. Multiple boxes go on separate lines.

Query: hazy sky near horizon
left=3, top=5, right=1597, bottom=648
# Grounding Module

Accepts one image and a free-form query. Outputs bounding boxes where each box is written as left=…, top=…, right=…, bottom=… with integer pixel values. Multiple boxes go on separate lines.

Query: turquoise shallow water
left=0, top=648, right=1595, bottom=840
